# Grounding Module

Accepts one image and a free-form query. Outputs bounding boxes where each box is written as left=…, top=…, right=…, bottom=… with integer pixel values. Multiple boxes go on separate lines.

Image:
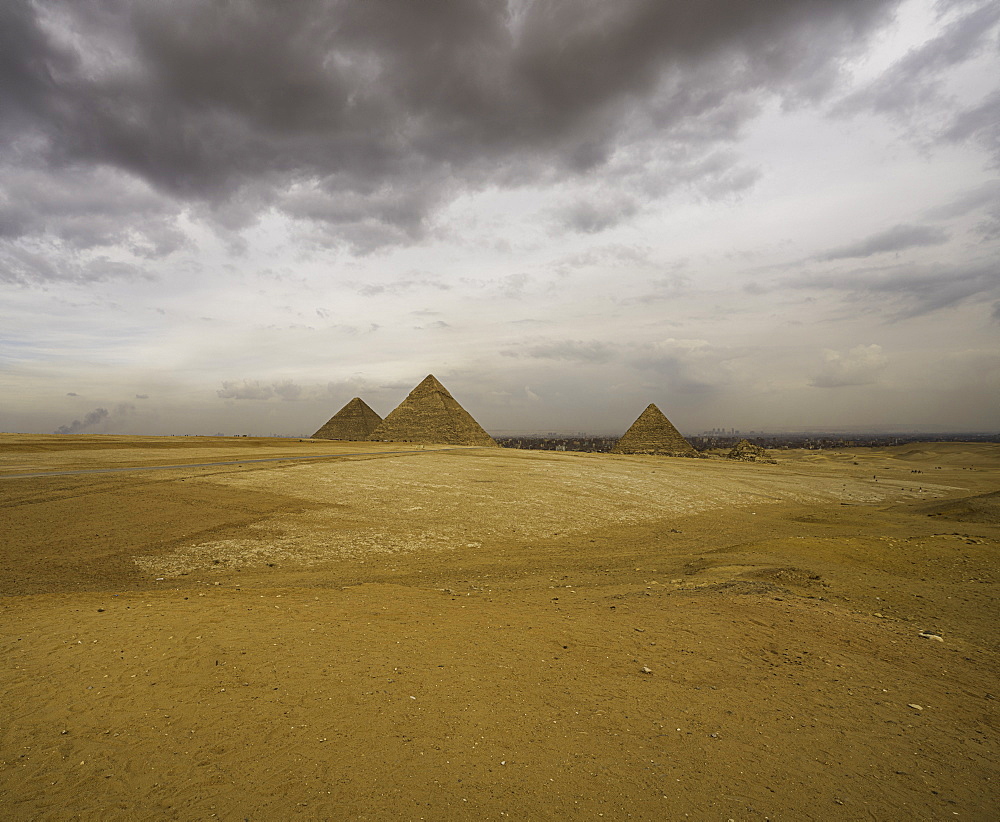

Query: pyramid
left=312, top=397, right=383, bottom=440
left=368, top=375, right=498, bottom=447
left=727, top=439, right=776, bottom=463
left=612, top=403, right=699, bottom=457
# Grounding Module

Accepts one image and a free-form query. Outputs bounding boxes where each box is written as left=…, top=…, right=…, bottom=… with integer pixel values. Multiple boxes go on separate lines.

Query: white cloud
left=811, top=344, right=889, bottom=388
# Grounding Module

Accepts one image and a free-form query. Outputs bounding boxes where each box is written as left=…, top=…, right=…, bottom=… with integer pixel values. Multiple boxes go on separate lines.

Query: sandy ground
left=1, top=434, right=997, bottom=820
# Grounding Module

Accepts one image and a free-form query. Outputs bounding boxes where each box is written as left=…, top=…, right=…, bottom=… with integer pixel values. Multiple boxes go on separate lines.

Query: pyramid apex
left=368, top=375, right=496, bottom=446
left=312, top=396, right=382, bottom=440
left=633, top=403, right=668, bottom=422
left=410, top=374, right=454, bottom=398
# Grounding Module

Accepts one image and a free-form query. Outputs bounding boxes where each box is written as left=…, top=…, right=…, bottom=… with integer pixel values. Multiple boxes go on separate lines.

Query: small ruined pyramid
left=312, top=397, right=383, bottom=440
left=612, top=403, right=699, bottom=457
left=727, top=439, right=776, bottom=463
left=368, top=375, right=498, bottom=447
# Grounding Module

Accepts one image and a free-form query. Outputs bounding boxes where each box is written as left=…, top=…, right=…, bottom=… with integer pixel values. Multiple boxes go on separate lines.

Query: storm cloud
left=2, top=0, right=998, bottom=436
left=791, top=259, right=1000, bottom=320
left=816, top=224, right=950, bottom=261
left=2, top=0, right=899, bottom=272
left=835, top=1, right=999, bottom=120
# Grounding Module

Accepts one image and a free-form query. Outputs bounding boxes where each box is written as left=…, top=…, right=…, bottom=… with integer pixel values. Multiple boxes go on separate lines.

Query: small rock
left=918, top=631, right=944, bottom=642
left=640, top=666, right=652, bottom=674
left=908, top=703, right=923, bottom=711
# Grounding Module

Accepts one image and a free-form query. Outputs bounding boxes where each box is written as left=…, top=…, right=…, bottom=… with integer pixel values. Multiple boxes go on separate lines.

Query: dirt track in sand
left=1, top=435, right=998, bottom=820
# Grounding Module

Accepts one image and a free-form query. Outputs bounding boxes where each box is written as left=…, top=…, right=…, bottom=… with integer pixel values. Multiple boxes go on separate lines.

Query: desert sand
left=1, top=434, right=997, bottom=820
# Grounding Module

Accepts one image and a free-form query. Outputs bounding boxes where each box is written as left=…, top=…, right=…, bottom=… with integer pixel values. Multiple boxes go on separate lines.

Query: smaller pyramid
left=727, top=439, right=776, bottom=463
left=612, top=403, right=699, bottom=457
left=368, top=375, right=498, bottom=447
left=312, top=397, right=382, bottom=440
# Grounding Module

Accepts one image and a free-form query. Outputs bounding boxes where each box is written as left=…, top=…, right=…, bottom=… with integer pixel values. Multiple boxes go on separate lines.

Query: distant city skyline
left=2, top=0, right=998, bottom=437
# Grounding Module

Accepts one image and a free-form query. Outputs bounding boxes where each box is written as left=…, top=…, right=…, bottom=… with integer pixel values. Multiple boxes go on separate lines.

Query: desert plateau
left=1, top=434, right=997, bottom=821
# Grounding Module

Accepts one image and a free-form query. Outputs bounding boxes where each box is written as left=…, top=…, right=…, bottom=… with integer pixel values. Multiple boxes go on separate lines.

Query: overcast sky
left=2, top=0, right=998, bottom=437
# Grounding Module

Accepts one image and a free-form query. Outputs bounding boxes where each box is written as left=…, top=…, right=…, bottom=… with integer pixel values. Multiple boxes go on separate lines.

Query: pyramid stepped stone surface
left=368, top=375, right=498, bottom=447
left=612, top=403, right=699, bottom=457
left=727, top=439, right=776, bottom=463
left=312, top=397, right=383, bottom=440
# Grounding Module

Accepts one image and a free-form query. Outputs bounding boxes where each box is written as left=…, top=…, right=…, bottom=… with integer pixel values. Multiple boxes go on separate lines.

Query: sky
left=2, top=0, right=999, bottom=437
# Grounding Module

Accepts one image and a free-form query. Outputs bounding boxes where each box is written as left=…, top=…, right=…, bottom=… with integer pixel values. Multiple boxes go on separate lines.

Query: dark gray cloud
left=1, top=0, right=899, bottom=269
left=816, top=223, right=950, bottom=261
left=217, top=378, right=380, bottom=402
left=55, top=407, right=109, bottom=434
left=941, top=89, right=1000, bottom=166
left=53, top=402, right=136, bottom=434
left=835, top=1, right=1000, bottom=119
left=627, top=339, right=745, bottom=394
left=923, top=179, right=1000, bottom=240
left=502, top=339, right=617, bottom=364
left=553, top=195, right=640, bottom=235
left=217, top=380, right=287, bottom=401
left=499, top=337, right=747, bottom=396
left=0, top=244, right=149, bottom=286
left=791, top=258, right=999, bottom=319
left=923, top=179, right=1000, bottom=220
left=0, top=166, right=184, bottom=254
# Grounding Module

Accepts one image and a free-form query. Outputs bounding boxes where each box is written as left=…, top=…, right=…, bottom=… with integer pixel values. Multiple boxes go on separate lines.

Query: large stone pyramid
left=368, top=375, right=498, bottom=447
left=612, top=403, right=699, bottom=457
left=312, top=397, right=382, bottom=440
